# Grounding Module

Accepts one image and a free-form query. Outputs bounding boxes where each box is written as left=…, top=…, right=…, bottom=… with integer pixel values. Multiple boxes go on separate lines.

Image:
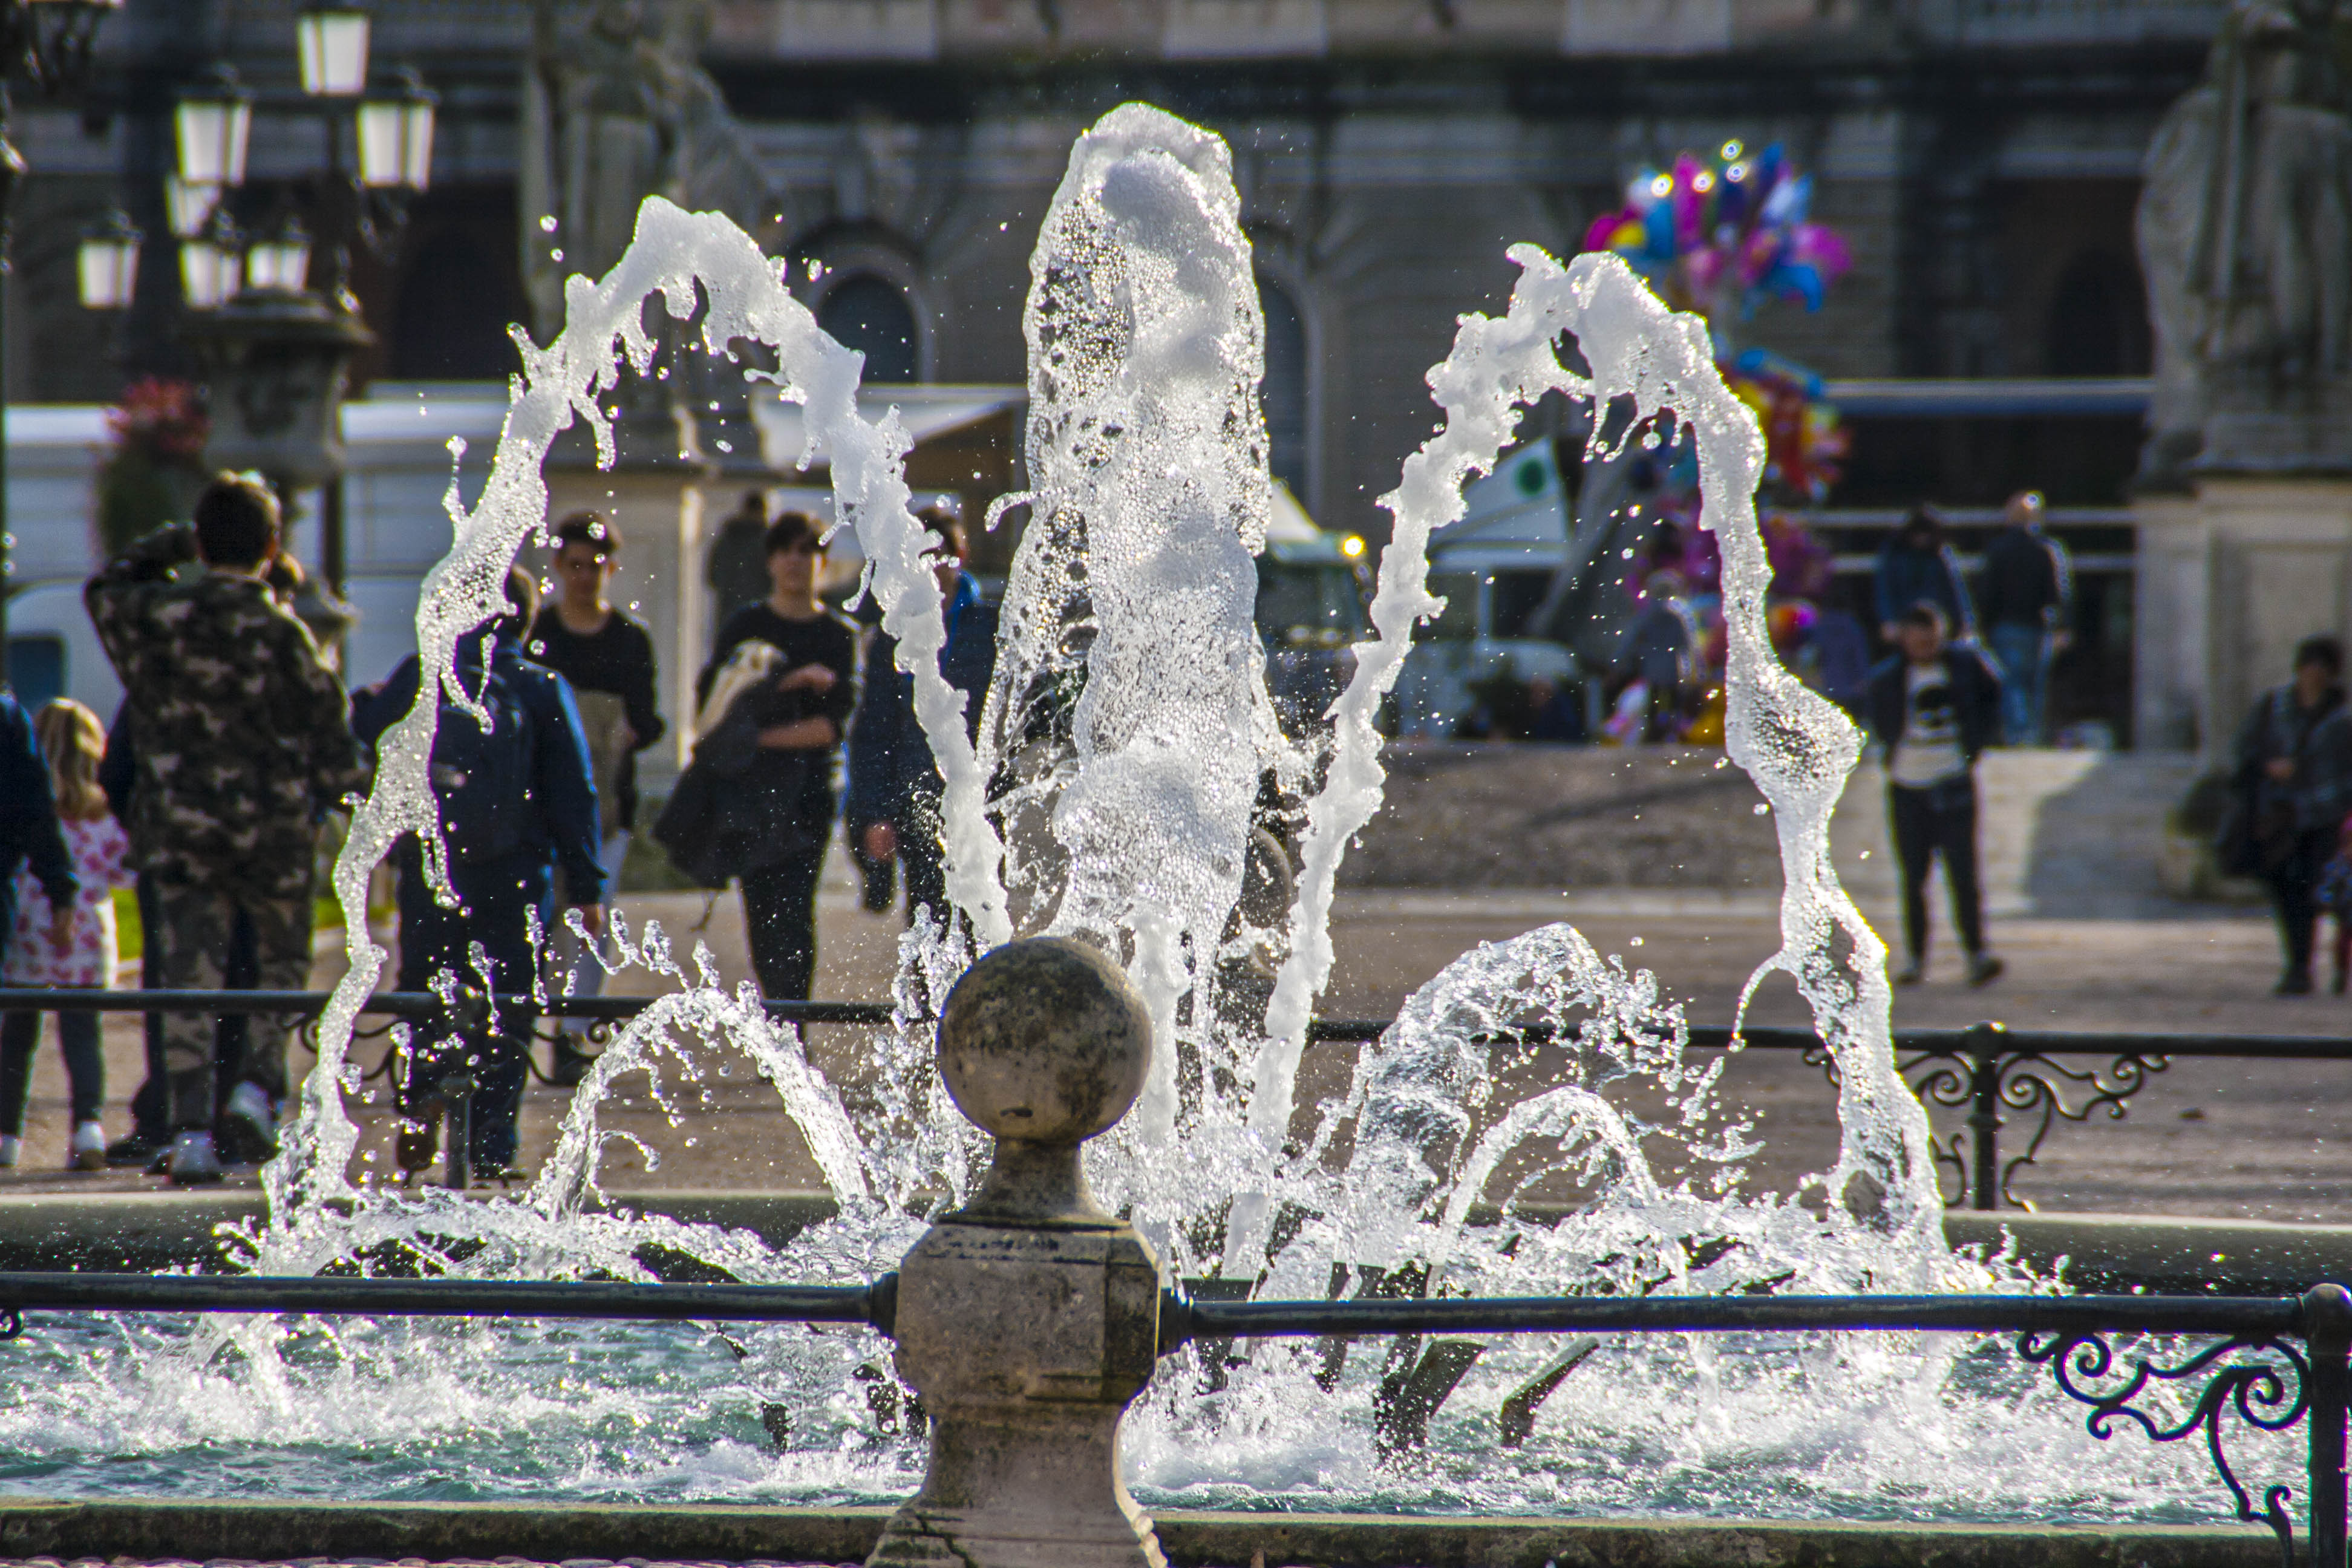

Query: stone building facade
left=24, top=0, right=2205, bottom=541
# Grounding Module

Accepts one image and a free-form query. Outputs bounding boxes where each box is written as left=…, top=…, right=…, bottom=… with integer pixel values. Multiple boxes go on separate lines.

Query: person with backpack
left=526, top=511, right=665, bottom=1086
left=85, top=478, right=364, bottom=1185
left=678, top=511, right=857, bottom=1000
left=846, top=506, right=998, bottom=930
left=353, top=566, right=607, bottom=1180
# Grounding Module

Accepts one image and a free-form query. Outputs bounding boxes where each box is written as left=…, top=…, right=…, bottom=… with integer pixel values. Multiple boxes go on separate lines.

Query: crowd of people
left=0, top=466, right=2341, bottom=1181
left=0, top=474, right=992, bottom=1186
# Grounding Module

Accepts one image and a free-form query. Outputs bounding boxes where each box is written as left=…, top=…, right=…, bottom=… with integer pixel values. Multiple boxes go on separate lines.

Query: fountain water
left=0, top=103, right=2302, bottom=1532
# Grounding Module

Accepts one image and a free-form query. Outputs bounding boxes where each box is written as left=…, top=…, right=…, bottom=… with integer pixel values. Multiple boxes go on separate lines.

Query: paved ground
left=0, top=746, right=2339, bottom=1222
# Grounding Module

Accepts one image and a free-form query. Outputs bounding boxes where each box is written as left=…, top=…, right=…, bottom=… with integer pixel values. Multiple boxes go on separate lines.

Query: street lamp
left=75, top=208, right=140, bottom=310
left=172, top=65, right=252, bottom=189
left=244, top=216, right=311, bottom=295
left=356, top=68, right=434, bottom=192
left=178, top=211, right=244, bottom=310
left=0, top=0, right=120, bottom=681
left=295, top=4, right=370, bottom=99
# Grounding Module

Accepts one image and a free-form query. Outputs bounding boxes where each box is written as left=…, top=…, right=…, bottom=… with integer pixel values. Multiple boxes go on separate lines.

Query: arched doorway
left=2045, top=249, right=2151, bottom=377
left=817, top=273, right=921, bottom=384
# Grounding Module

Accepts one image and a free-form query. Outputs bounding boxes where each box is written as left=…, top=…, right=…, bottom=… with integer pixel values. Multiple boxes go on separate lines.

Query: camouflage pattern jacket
left=86, top=526, right=365, bottom=878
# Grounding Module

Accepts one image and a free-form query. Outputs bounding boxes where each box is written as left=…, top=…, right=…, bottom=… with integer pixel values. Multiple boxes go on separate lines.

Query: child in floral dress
left=2, top=699, right=131, bottom=1168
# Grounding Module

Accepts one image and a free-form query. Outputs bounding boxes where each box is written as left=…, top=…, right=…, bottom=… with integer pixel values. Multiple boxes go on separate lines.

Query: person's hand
left=572, top=903, right=607, bottom=940
left=47, top=904, right=71, bottom=954
left=2268, top=757, right=2297, bottom=783
left=618, top=720, right=638, bottom=750
left=1880, top=622, right=1900, bottom=643
left=779, top=663, right=838, bottom=694
left=2050, top=629, right=2073, bottom=654
left=863, top=821, right=898, bottom=861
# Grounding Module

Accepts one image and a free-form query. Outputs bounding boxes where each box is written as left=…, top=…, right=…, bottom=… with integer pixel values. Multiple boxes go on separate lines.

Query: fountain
left=0, top=101, right=2331, bottom=1561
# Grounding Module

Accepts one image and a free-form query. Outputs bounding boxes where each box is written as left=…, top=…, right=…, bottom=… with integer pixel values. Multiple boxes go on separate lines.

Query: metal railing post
left=2307, top=1284, right=2352, bottom=1568
left=1967, top=1021, right=2006, bottom=1212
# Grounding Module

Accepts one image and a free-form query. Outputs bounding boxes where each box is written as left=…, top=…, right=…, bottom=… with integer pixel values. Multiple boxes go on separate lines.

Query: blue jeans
left=1986, top=622, right=2048, bottom=746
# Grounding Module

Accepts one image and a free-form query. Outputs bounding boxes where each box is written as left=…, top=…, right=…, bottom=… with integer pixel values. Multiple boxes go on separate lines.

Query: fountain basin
left=0, top=1498, right=2287, bottom=1566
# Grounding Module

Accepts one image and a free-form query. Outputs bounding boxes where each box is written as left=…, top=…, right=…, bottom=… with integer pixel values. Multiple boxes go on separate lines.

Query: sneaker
left=1893, top=959, right=1924, bottom=985
left=0, top=1135, right=19, bottom=1169
left=69, top=1122, right=106, bottom=1172
left=1967, top=952, right=2005, bottom=987
left=2278, top=971, right=2316, bottom=996
left=218, top=1081, right=279, bottom=1166
left=549, top=1033, right=597, bottom=1089
left=106, top=1130, right=165, bottom=1168
left=166, top=1131, right=224, bottom=1186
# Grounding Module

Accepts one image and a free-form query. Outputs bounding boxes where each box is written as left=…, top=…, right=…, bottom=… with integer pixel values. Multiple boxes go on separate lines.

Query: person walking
left=1873, top=506, right=1976, bottom=645
left=1866, top=601, right=2005, bottom=987
left=0, top=687, right=75, bottom=987
left=1979, top=489, right=2073, bottom=745
left=692, top=512, right=857, bottom=999
left=1, top=700, right=131, bottom=1169
left=846, top=506, right=998, bottom=930
left=2229, top=635, right=2352, bottom=995
left=705, top=489, right=773, bottom=642
left=354, top=566, right=607, bottom=1181
left=85, top=477, right=364, bottom=1184
left=526, top=511, right=664, bottom=1085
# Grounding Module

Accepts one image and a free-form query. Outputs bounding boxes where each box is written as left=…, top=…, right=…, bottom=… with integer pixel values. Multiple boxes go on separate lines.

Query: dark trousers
left=898, top=795, right=947, bottom=930
left=396, top=858, right=548, bottom=1169
left=740, top=853, right=824, bottom=1000
left=2268, top=827, right=2338, bottom=984
left=1888, top=776, right=1986, bottom=961
left=128, top=875, right=258, bottom=1142
left=0, top=1004, right=103, bottom=1135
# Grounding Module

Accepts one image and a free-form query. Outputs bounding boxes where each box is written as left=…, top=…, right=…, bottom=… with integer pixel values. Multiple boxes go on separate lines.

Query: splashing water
left=0, top=106, right=2287, bottom=1527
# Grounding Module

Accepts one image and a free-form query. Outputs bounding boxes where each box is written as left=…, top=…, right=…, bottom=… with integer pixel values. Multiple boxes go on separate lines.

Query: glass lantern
left=295, top=4, right=371, bottom=97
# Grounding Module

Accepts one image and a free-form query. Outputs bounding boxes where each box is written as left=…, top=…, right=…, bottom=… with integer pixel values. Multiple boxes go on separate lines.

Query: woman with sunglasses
left=693, top=511, right=859, bottom=1000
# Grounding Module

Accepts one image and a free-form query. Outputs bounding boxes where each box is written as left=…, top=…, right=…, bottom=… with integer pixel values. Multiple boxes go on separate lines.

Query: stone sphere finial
left=938, top=936, right=1152, bottom=1146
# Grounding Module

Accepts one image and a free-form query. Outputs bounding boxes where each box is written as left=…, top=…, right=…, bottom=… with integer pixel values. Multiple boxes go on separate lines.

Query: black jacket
left=351, top=634, right=607, bottom=906
left=1864, top=647, right=2004, bottom=771
left=846, top=579, right=999, bottom=829
left=0, top=689, right=77, bottom=970
left=1979, top=526, right=2071, bottom=630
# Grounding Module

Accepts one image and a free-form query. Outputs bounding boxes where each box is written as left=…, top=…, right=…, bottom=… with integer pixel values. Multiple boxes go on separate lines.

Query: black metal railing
left=0, top=1270, right=2343, bottom=1567
left=0, top=988, right=2339, bottom=1212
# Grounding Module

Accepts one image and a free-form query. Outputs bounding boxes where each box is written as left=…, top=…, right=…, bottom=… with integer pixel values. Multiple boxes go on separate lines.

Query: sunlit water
left=0, top=103, right=2294, bottom=1528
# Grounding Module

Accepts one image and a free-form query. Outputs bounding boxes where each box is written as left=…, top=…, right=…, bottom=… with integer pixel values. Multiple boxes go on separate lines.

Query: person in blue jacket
left=1873, top=506, right=1975, bottom=645
left=0, top=688, right=76, bottom=976
left=353, top=567, right=607, bottom=1180
left=846, top=506, right=999, bottom=930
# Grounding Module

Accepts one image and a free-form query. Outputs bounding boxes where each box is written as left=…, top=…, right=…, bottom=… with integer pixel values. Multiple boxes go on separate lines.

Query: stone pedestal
left=868, top=936, right=1169, bottom=1568
left=2131, top=475, right=2352, bottom=762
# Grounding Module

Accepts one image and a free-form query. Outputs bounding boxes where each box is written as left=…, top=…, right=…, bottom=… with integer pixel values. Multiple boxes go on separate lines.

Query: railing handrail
left=0, top=987, right=2342, bottom=1060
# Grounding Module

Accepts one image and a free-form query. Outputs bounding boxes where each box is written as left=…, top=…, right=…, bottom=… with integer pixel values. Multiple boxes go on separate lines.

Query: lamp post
left=0, top=0, right=121, bottom=684
left=76, top=2, right=433, bottom=597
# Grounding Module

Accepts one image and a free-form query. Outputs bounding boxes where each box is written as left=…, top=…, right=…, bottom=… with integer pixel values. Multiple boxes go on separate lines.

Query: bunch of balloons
left=1581, top=140, right=1852, bottom=319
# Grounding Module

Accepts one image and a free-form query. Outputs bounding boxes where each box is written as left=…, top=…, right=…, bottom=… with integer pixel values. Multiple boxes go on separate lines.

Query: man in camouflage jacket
left=86, top=475, right=364, bottom=1183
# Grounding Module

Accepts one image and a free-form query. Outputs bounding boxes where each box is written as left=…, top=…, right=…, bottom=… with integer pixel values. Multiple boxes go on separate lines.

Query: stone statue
left=2137, top=0, right=2352, bottom=485
left=520, top=0, right=773, bottom=342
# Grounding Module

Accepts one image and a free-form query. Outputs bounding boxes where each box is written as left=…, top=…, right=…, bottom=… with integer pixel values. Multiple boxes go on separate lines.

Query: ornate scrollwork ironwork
left=0, top=1304, right=22, bottom=1341
left=1991, top=1051, right=2168, bottom=1209
left=2019, top=1330, right=2304, bottom=1568
left=1892, top=1047, right=2170, bottom=1210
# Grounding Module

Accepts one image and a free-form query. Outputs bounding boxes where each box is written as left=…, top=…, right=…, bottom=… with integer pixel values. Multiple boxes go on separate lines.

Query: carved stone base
left=867, top=1407, right=1168, bottom=1568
